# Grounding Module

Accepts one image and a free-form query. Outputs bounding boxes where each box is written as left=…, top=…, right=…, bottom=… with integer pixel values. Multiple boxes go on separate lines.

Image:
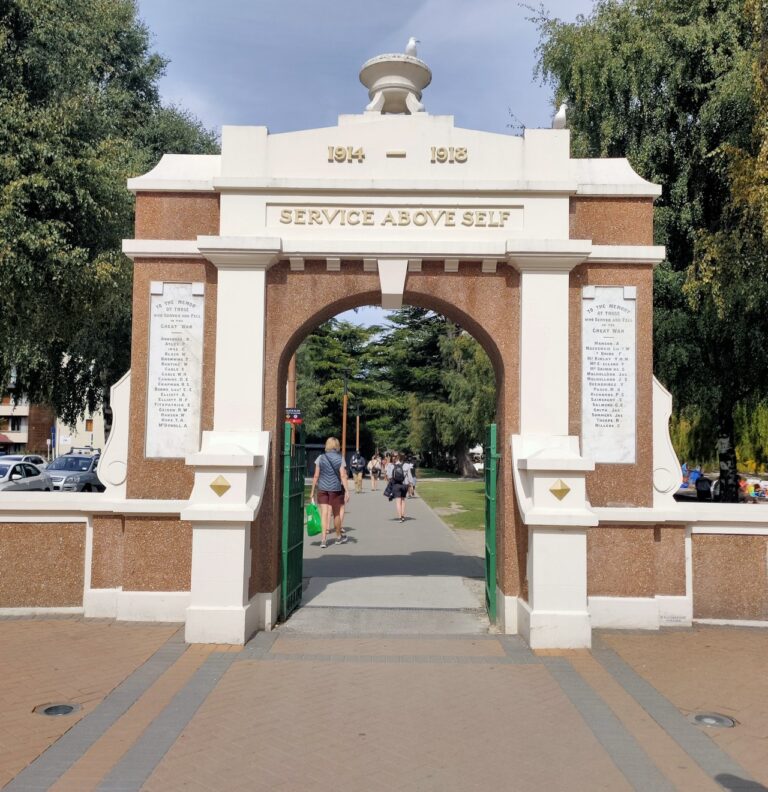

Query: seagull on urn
left=552, top=102, right=568, bottom=129
left=405, top=37, right=420, bottom=57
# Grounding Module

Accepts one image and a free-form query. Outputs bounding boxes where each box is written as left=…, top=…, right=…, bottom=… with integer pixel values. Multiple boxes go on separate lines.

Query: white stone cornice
left=212, top=177, right=579, bottom=195
left=588, top=245, right=666, bottom=267
left=197, top=236, right=282, bottom=268
left=122, top=239, right=204, bottom=261
left=506, top=239, right=592, bottom=272
left=282, top=237, right=507, bottom=259
left=123, top=237, right=666, bottom=272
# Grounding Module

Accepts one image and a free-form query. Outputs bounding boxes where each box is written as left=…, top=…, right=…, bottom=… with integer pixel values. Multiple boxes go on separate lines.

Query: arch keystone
left=378, top=259, right=408, bottom=309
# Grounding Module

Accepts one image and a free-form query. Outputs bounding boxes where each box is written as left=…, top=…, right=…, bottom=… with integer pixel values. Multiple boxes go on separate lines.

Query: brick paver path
left=0, top=618, right=177, bottom=789
left=2, top=501, right=767, bottom=790
left=144, top=638, right=632, bottom=792
left=2, top=621, right=767, bottom=791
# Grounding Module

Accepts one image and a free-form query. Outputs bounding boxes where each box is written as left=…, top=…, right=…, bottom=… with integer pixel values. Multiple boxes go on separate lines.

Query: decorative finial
left=360, top=44, right=431, bottom=114
left=552, top=102, right=567, bottom=129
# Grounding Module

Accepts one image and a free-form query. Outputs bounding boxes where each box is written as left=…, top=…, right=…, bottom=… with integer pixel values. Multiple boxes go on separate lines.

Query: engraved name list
left=581, top=286, right=637, bottom=464
left=145, top=282, right=205, bottom=458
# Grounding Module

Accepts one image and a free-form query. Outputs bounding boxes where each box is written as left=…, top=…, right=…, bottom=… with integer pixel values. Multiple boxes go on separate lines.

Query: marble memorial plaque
left=145, top=282, right=205, bottom=458
left=581, top=286, right=636, bottom=464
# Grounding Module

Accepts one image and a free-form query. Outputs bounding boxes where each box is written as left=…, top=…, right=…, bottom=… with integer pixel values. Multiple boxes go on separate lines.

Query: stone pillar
left=182, top=237, right=281, bottom=644
left=525, top=526, right=590, bottom=646
left=181, top=442, right=269, bottom=644
left=518, top=267, right=570, bottom=435
left=509, top=243, right=595, bottom=648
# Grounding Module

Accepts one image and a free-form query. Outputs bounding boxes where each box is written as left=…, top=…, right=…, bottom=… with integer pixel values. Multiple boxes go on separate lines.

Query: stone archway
left=250, top=260, right=523, bottom=627
left=108, top=42, right=674, bottom=650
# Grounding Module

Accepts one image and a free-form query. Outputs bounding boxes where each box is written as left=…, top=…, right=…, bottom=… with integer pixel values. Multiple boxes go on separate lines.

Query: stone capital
left=197, top=236, right=282, bottom=269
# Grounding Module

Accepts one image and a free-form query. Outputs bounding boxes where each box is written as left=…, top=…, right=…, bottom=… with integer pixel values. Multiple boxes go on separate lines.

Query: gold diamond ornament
left=549, top=479, right=571, bottom=501
left=210, top=475, right=231, bottom=498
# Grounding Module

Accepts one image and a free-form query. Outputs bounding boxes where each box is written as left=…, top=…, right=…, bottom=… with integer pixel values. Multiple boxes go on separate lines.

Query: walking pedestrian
left=385, top=452, right=409, bottom=522
left=350, top=449, right=366, bottom=494
left=405, top=457, right=417, bottom=498
left=368, top=453, right=382, bottom=491
left=309, top=437, right=350, bottom=548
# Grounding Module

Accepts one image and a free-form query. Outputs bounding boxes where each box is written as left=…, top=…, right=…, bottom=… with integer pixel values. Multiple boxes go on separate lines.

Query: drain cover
left=691, top=712, right=736, bottom=728
left=34, top=703, right=80, bottom=717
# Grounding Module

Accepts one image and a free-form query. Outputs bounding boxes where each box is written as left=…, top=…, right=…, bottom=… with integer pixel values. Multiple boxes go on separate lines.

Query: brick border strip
left=543, top=657, right=676, bottom=792
left=95, top=652, right=238, bottom=792
left=592, top=641, right=760, bottom=790
left=3, top=630, right=187, bottom=792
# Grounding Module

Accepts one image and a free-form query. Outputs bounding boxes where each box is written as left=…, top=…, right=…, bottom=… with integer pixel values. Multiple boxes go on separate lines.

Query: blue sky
left=136, top=0, right=596, bottom=325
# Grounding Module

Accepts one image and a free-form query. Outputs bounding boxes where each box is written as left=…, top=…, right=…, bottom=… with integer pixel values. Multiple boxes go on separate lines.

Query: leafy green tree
left=533, top=0, right=762, bottom=499
left=0, top=0, right=218, bottom=423
left=296, top=309, right=496, bottom=474
left=296, top=319, right=387, bottom=453
left=410, top=327, right=496, bottom=475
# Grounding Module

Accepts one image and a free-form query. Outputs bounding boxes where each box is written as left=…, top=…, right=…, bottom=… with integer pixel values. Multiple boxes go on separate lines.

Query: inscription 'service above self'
left=145, top=282, right=205, bottom=459
left=581, top=286, right=637, bottom=464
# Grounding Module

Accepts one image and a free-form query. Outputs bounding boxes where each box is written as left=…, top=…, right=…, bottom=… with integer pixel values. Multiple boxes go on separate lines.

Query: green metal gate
left=281, top=422, right=306, bottom=620
left=484, top=423, right=499, bottom=623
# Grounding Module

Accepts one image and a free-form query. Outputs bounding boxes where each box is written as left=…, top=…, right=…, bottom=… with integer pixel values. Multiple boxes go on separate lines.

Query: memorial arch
left=111, top=45, right=676, bottom=648
left=12, top=45, right=765, bottom=649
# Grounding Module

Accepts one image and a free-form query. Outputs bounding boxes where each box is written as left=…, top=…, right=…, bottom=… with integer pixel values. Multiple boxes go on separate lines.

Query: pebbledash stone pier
left=1, top=46, right=765, bottom=648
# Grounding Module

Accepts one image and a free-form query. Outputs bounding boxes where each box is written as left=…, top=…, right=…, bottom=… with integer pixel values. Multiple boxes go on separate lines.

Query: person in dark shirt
left=350, top=450, right=366, bottom=495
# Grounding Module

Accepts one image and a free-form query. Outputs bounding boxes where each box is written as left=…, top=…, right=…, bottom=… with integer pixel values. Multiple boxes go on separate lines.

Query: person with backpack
left=309, top=437, right=350, bottom=549
left=385, top=452, right=409, bottom=522
left=350, top=449, right=366, bottom=494
left=367, top=453, right=382, bottom=491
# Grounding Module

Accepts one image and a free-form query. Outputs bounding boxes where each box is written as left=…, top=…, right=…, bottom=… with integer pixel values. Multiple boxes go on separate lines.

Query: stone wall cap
left=572, top=158, right=662, bottom=197
left=127, top=154, right=220, bottom=192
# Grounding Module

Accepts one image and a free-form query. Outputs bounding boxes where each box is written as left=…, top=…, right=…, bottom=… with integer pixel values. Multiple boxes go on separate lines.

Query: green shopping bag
left=305, top=502, right=322, bottom=536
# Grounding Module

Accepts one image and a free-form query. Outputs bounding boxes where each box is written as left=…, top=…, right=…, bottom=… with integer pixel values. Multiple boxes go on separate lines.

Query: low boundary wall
left=0, top=493, right=765, bottom=634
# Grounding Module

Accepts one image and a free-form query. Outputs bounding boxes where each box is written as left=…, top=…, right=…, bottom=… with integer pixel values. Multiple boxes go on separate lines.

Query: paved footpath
left=2, top=491, right=768, bottom=790
left=288, top=488, right=488, bottom=634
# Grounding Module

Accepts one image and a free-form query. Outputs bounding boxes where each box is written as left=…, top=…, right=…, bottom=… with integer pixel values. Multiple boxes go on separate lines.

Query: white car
left=0, top=453, right=48, bottom=469
left=0, top=461, right=53, bottom=492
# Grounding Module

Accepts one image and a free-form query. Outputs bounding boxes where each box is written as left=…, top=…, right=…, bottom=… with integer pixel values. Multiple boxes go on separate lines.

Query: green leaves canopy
left=534, top=0, right=766, bottom=460
left=296, top=309, right=496, bottom=473
left=0, top=0, right=218, bottom=422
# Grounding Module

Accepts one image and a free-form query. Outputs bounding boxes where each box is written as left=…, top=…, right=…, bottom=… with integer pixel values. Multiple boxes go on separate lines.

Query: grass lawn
left=417, top=481, right=485, bottom=531
left=415, top=468, right=463, bottom=479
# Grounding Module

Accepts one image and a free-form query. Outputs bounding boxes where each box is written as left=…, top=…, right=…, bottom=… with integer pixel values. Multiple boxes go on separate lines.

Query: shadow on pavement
left=716, top=775, right=768, bottom=792
left=303, top=549, right=484, bottom=579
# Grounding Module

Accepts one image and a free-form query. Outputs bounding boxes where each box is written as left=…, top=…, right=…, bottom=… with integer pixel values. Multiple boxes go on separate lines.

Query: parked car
left=0, top=461, right=53, bottom=492
left=0, top=453, right=48, bottom=469
left=46, top=452, right=104, bottom=492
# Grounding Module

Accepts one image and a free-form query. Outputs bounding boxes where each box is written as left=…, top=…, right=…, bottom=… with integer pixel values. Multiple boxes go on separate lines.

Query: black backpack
left=392, top=463, right=405, bottom=483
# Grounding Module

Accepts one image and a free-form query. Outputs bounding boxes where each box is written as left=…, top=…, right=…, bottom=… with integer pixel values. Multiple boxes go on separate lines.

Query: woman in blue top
left=309, top=437, right=350, bottom=548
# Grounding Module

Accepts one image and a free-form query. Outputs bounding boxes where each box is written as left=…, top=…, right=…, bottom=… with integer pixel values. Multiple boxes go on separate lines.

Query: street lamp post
left=355, top=403, right=361, bottom=453
left=341, top=368, right=349, bottom=462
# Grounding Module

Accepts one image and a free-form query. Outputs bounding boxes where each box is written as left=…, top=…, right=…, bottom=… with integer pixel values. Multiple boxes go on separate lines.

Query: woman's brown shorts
left=317, top=490, right=345, bottom=515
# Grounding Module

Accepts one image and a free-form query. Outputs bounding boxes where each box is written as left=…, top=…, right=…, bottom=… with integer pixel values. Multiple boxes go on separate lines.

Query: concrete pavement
left=288, top=488, right=488, bottom=634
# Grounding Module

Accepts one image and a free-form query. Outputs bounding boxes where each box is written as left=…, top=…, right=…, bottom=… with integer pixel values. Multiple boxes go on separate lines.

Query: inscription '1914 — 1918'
left=278, top=207, right=512, bottom=228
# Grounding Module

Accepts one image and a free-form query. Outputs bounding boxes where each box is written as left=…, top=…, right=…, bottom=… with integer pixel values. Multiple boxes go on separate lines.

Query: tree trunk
left=455, top=443, right=479, bottom=478
left=717, top=410, right=739, bottom=503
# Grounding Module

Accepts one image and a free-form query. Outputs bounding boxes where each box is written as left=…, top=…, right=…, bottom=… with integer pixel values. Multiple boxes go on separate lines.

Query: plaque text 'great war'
left=145, top=282, right=205, bottom=458
left=581, top=286, right=637, bottom=464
